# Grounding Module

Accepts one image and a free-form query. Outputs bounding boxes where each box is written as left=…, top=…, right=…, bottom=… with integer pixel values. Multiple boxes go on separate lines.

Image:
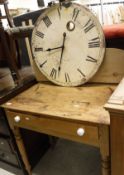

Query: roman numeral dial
left=32, top=3, right=105, bottom=86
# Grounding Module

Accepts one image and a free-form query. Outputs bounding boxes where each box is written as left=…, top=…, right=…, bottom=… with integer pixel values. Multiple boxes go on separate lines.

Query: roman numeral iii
left=88, top=37, right=100, bottom=48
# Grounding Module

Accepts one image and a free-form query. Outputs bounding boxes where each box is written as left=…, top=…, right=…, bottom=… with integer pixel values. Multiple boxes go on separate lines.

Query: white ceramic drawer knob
left=14, top=116, right=21, bottom=123
left=77, top=128, right=85, bottom=136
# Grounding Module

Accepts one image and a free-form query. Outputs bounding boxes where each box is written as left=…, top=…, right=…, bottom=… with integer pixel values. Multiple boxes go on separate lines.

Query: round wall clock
left=31, top=1, right=105, bottom=86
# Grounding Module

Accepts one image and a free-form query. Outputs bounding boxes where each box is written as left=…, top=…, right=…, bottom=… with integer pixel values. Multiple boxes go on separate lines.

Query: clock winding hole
left=66, top=21, right=75, bottom=31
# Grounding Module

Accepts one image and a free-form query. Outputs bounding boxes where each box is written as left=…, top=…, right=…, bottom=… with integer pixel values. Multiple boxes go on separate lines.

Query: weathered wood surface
left=2, top=83, right=116, bottom=125
left=91, top=48, right=124, bottom=83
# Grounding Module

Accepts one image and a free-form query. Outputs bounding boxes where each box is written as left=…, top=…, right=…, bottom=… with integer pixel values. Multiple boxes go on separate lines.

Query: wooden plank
left=91, top=48, right=124, bottom=83
left=2, top=83, right=116, bottom=125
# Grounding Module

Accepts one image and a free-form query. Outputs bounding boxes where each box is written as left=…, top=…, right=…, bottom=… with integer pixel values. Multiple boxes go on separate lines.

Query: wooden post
left=99, top=125, right=110, bottom=175
left=105, top=77, right=124, bottom=175
left=109, top=112, right=124, bottom=175
left=12, top=127, right=32, bottom=175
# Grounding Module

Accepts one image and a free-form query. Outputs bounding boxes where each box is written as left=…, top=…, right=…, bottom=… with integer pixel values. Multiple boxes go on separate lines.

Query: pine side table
left=1, top=82, right=117, bottom=175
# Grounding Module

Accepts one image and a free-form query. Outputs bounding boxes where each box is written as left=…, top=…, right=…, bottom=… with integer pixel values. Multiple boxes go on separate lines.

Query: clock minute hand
left=58, top=32, right=66, bottom=72
left=46, top=46, right=63, bottom=52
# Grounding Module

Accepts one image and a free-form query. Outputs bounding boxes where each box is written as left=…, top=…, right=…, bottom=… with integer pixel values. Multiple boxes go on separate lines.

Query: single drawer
left=0, top=138, right=12, bottom=153
left=0, top=149, right=19, bottom=166
left=7, top=111, right=99, bottom=147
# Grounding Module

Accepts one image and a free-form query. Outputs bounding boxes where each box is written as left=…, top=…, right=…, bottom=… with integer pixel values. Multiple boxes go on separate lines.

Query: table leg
left=12, top=126, right=32, bottom=175
left=99, top=125, right=110, bottom=175
left=110, top=112, right=124, bottom=175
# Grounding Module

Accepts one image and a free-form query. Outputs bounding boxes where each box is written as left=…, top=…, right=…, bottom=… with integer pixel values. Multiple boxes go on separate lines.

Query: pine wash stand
left=2, top=80, right=123, bottom=175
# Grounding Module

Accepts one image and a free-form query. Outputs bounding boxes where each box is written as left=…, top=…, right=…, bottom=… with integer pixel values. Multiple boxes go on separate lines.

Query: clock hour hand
left=46, top=46, right=63, bottom=52
left=58, top=32, right=66, bottom=72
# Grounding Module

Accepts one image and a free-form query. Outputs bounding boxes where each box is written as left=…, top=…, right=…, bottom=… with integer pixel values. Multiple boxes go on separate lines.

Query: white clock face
left=32, top=2, right=105, bottom=86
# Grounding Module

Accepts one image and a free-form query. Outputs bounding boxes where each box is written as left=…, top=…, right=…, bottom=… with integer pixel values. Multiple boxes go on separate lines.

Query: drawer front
left=0, top=149, right=19, bottom=166
left=0, top=138, right=12, bottom=153
left=7, top=111, right=99, bottom=147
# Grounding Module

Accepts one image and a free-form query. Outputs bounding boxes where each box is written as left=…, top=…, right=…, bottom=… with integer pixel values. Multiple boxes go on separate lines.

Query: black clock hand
left=58, top=32, right=66, bottom=72
left=46, top=46, right=63, bottom=52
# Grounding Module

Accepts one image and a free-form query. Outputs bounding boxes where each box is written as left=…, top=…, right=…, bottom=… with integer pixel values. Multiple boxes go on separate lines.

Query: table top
left=2, top=82, right=116, bottom=125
